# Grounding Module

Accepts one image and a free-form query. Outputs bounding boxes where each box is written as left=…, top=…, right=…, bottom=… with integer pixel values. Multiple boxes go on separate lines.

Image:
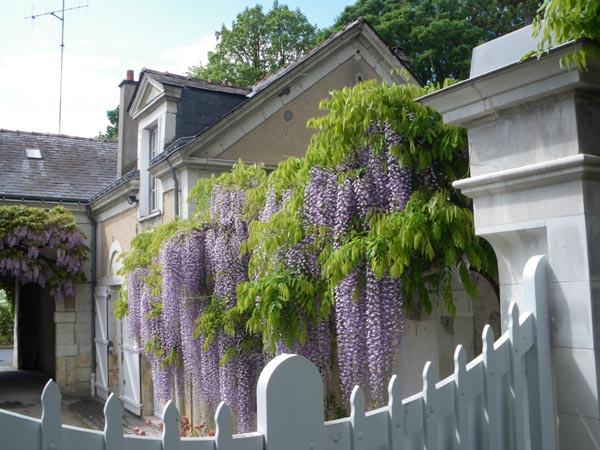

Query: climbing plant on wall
left=117, top=80, right=497, bottom=431
left=0, top=205, right=89, bottom=300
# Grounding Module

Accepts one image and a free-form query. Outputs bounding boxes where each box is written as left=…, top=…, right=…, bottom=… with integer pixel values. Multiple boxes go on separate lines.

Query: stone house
left=1, top=18, right=498, bottom=416
left=0, top=129, right=117, bottom=395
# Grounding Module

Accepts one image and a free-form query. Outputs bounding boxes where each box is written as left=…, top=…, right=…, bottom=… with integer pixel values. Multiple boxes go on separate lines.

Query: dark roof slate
left=0, top=129, right=118, bottom=200
left=142, top=68, right=251, bottom=95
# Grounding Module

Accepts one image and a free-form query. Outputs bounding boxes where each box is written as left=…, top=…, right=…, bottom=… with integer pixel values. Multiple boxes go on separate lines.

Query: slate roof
left=0, top=129, right=118, bottom=201
left=135, top=68, right=251, bottom=100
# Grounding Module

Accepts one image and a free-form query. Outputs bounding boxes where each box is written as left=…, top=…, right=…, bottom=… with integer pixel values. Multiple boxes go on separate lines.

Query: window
left=148, top=127, right=160, bottom=212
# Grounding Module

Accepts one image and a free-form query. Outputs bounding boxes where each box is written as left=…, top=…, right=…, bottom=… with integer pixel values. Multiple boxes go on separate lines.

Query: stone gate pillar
left=420, top=27, right=600, bottom=448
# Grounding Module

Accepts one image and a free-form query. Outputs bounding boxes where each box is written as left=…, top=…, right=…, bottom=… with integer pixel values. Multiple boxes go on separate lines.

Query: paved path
left=0, top=348, right=13, bottom=366
left=0, top=364, right=157, bottom=434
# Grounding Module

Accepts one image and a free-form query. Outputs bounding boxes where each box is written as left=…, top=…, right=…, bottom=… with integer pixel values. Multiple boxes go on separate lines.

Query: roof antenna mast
left=26, top=1, right=89, bottom=135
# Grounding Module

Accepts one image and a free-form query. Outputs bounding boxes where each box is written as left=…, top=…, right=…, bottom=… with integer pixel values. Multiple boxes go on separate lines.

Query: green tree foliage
left=96, top=105, right=119, bottom=141
left=532, top=0, right=600, bottom=69
left=0, top=287, right=13, bottom=340
left=325, top=0, right=542, bottom=84
left=233, top=80, right=496, bottom=348
left=189, top=1, right=318, bottom=86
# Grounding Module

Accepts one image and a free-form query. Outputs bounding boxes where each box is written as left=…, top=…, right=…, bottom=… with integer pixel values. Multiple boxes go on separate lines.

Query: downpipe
left=85, top=204, right=97, bottom=396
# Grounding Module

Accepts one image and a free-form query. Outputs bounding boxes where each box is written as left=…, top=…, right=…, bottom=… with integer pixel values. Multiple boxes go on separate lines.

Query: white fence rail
left=0, top=255, right=557, bottom=450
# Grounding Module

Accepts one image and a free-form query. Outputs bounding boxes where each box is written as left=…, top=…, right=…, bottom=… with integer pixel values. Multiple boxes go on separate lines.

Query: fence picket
left=387, top=375, right=404, bottom=450
left=454, top=346, right=470, bottom=450
left=161, top=401, right=180, bottom=450
left=422, top=362, right=438, bottom=450
left=482, top=325, right=499, bottom=450
left=521, top=254, right=558, bottom=450
left=41, top=380, right=62, bottom=450
left=350, top=386, right=366, bottom=450
left=0, top=255, right=556, bottom=450
left=509, top=303, right=528, bottom=450
left=257, top=354, right=326, bottom=450
left=104, top=393, right=124, bottom=450
left=215, top=402, right=234, bottom=450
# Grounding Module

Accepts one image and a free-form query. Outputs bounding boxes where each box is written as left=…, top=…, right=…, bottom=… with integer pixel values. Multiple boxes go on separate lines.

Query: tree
left=532, top=0, right=600, bottom=69
left=189, top=1, right=318, bottom=86
left=324, top=0, right=542, bottom=84
left=96, top=106, right=119, bottom=141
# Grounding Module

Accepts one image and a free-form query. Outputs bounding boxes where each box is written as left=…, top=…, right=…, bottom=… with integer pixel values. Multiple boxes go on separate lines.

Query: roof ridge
left=0, top=128, right=116, bottom=143
left=250, top=16, right=367, bottom=93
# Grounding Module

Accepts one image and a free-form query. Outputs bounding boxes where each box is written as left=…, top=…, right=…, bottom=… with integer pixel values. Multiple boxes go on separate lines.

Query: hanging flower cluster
left=0, top=205, right=89, bottom=300
left=119, top=80, right=497, bottom=429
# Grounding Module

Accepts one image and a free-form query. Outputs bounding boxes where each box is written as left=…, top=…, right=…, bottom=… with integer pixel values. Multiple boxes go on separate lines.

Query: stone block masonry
left=420, top=26, right=600, bottom=449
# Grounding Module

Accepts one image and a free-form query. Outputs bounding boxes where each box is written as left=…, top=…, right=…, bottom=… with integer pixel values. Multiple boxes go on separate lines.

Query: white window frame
left=148, top=125, right=161, bottom=213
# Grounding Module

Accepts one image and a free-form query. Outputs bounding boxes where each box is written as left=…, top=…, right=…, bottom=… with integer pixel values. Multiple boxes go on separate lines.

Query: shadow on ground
left=0, top=365, right=158, bottom=435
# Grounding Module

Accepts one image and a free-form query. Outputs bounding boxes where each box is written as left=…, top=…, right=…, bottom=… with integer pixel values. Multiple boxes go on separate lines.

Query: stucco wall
left=216, top=58, right=380, bottom=165
left=99, top=208, right=138, bottom=279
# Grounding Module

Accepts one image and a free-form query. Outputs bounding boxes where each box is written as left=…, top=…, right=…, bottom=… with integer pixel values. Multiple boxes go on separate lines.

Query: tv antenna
left=25, top=1, right=89, bottom=134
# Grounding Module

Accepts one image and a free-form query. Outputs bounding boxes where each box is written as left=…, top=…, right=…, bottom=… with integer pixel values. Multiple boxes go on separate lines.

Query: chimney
left=117, top=69, right=139, bottom=177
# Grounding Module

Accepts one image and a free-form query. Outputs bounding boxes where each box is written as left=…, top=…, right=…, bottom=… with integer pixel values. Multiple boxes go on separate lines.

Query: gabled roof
left=251, top=17, right=417, bottom=94
left=149, top=17, right=418, bottom=168
left=0, top=129, right=118, bottom=201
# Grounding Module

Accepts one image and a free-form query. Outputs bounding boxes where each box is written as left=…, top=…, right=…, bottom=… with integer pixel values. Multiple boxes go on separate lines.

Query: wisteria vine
left=119, top=80, right=497, bottom=430
left=0, top=205, right=89, bottom=300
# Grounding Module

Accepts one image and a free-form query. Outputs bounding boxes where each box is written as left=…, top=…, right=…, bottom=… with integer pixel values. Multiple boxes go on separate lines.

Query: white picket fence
left=0, top=255, right=557, bottom=450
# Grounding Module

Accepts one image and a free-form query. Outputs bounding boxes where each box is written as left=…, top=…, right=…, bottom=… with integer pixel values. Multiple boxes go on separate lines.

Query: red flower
left=132, top=427, right=140, bottom=434
left=145, top=419, right=152, bottom=426
left=208, top=430, right=216, bottom=437
left=139, top=431, right=146, bottom=436
left=180, top=431, right=186, bottom=437
left=158, top=422, right=164, bottom=429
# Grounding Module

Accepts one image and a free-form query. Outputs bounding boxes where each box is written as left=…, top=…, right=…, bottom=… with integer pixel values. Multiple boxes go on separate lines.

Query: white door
left=94, top=286, right=110, bottom=399
left=119, top=315, right=142, bottom=415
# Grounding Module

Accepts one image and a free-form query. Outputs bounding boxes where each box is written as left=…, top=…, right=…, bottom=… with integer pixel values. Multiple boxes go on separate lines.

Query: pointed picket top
left=422, top=362, right=438, bottom=450
left=422, top=361, right=437, bottom=408
left=215, top=402, right=234, bottom=450
left=482, top=325, right=495, bottom=364
left=454, top=346, right=470, bottom=450
left=104, top=393, right=124, bottom=450
left=387, top=375, right=405, bottom=450
left=162, top=400, right=181, bottom=449
left=350, top=386, right=366, bottom=450
left=454, top=345, right=467, bottom=391
left=41, top=380, right=62, bottom=450
left=482, top=324, right=499, bottom=450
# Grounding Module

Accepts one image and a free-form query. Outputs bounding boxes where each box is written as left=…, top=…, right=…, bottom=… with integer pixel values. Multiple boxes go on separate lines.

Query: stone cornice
left=418, top=42, right=599, bottom=127
left=454, top=153, right=600, bottom=198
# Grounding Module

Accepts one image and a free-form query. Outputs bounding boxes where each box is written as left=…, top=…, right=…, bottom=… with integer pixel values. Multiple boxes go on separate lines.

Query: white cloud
left=0, top=33, right=218, bottom=137
left=0, top=50, right=122, bottom=137
left=161, top=33, right=217, bottom=75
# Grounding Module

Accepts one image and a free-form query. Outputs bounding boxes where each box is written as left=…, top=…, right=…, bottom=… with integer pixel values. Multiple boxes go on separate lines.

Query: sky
left=0, top=0, right=354, bottom=138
